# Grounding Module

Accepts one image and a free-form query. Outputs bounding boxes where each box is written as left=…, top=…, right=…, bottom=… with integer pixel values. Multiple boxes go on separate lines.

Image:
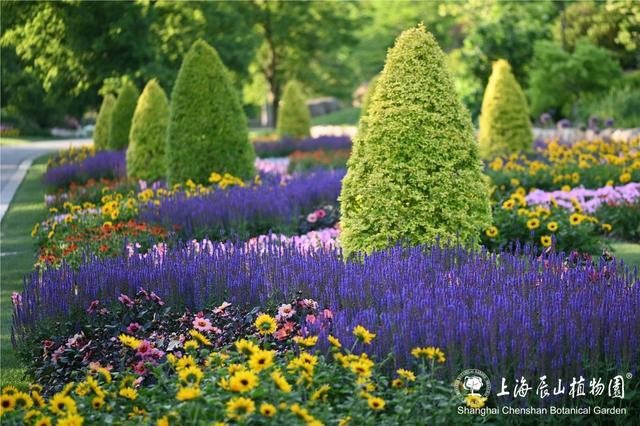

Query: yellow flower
left=526, top=218, right=540, bottom=230
left=569, top=213, right=584, bottom=226
left=540, top=235, right=552, bottom=247
left=510, top=178, right=520, bottom=186
left=561, top=185, right=571, bottom=192
left=57, top=414, right=84, bottom=426
left=353, top=325, right=376, bottom=344
left=1, top=394, right=16, bottom=412
left=327, top=335, right=342, bottom=349
left=367, top=396, right=385, bottom=411
left=226, top=397, right=256, bottom=420
left=620, top=172, right=631, bottom=183
left=157, top=416, right=170, bottom=426
left=235, top=339, right=259, bottom=356
left=397, top=369, right=416, bottom=382
left=391, top=378, right=404, bottom=388
left=183, top=340, right=199, bottom=351
left=74, top=382, right=90, bottom=397
left=118, top=334, right=142, bottom=349
left=606, top=180, right=614, bottom=186
left=96, top=367, right=112, bottom=384
left=270, top=370, right=292, bottom=393
left=411, top=346, right=446, bottom=363
left=350, top=359, right=373, bottom=377
left=254, top=314, right=277, bottom=335
left=91, top=397, right=105, bottom=410
left=34, top=416, right=53, bottom=426
left=485, top=226, right=498, bottom=238
left=49, top=393, right=77, bottom=416
left=228, top=363, right=247, bottom=375
left=179, top=366, right=204, bottom=386
left=176, top=386, right=200, bottom=401
left=601, top=223, right=612, bottom=232
left=311, top=384, right=331, bottom=401
left=502, top=199, right=515, bottom=210
left=259, top=402, right=277, bottom=417
left=24, top=409, right=41, bottom=422
left=230, top=370, right=259, bottom=393
left=166, top=353, right=177, bottom=365
left=119, top=387, right=138, bottom=400
left=13, top=391, right=33, bottom=409
left=176, top=355, right=196, bottom=371
left=293, top=335, right=318, bottom=347
left=31, top=391, right=46, bottom=407
left=465, top=394, right=487, bottom=409
left=248, top=349, right=275, bottom=372
left=209, top=172, right=222, bottom=183
left=188, top=329, right=212, bottom=346
left=547, top=221, right=558, bottom=232
left=289, top=352, right=319, bottom=375
left=339, top=416, right=352, bottom=426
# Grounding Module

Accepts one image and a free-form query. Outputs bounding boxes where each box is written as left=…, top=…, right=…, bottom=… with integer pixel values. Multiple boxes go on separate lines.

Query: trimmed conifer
left=339, top=25, right=492, bottom=257
left=108, top=82, right=139, bottom=150
left=478, top=59, right=533, bottom=158
left=93, top=94, right=116, bottom=150
left=276, top=80, right=310, bottom=139
left=126, top=79, right=170, bottom=182
left=167, top=39, right=255, bottom=184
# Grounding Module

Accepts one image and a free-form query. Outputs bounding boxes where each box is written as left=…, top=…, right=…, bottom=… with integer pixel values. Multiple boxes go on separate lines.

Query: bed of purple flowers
left=13, top=240, right=640, bottom=389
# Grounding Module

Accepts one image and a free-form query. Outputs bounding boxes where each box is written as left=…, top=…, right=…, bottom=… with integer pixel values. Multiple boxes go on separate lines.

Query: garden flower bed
left=13, top=241, right=640, bottom=386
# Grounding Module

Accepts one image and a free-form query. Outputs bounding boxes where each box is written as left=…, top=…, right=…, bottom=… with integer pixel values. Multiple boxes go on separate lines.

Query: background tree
left=126, top=80, right=169, bottom=182
left=478, top=60, right=532, bottom=159
left=93, top=94, right=116, bottom=151
left=167, top=40, right=255, bottom=184
left=252, top=0, right=364, bottom=125
left=276, top=80, right=310, bottom=139
left=339, top=25, right=491, bottom=257
left=528, top=39, right=623, bottom=118
left=1, top=1, right=259, bottom=131
left=108, top=81, right=139, bottom=150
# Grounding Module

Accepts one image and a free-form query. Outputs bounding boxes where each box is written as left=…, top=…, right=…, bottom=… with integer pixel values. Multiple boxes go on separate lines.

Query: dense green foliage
left=528, top=39, right=623, bottom=117
left=478, top=60, right=532, bottom=159
left=339, top=25, right=492, bottom=257
left=577, top=85, right=640, bottom=128
left=108, top=82, right=139, bottom=150
left=552, top=0, right=639, bottom=69
left=0, top=1, right=259, bottom=129
left=93, top=94, right=115, bottom=151
left=167, top=40, right=255, bottom=184
left=126, top=80, right=169, bottom=182
left=276, top=80, right=310, bottom=139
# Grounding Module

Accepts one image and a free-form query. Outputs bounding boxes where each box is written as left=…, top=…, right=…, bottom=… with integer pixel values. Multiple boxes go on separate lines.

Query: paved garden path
left=0, top=139, right=92, bottom=221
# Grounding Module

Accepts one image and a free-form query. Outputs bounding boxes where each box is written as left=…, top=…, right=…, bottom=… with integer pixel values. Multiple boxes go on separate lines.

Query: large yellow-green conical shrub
left=339, top=25, right=492, bottom=258
left=478, top=60, right=532, bottom=158
left=126, top=79, right=170, bottom=182
left=276, top=80, right=310, bottom=139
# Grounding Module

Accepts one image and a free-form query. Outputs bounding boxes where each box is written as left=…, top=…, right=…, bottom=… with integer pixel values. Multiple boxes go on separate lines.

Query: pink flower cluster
left=306, top=208, right=327, bottom=223
left=526, top=182, right=640, bottom=213
left=131, top=227, right=341, bottom=261
left=254, top=157, right=290, bottom=175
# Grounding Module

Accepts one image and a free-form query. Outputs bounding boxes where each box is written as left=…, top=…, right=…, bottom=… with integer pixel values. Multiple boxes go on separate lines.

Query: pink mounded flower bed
left=526, top=182, right=640, bottom=213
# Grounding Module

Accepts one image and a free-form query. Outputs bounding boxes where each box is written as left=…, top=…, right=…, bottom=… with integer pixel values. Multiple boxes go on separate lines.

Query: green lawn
left=612, top=242, right=640, bottom=268
left=311, top=107, right=361, bottom=126
left=0, top=156, right=48, bottom=388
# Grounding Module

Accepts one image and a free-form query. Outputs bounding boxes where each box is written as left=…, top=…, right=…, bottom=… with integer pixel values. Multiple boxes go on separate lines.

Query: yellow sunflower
left=254, top=314, right=277, bottom=335
left=226, top=397, right=256, bottom=420
left=465, top=394, right=487, bottom=409
left=540, top=235, right=552, bottom=247
left=547, top=221, right=558, bottom=232
left=229, top=371, right=259, bottom=393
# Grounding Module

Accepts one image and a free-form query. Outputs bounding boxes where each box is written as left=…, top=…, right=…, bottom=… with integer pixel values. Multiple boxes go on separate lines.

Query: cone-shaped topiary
left=276, top=80, right=310, bottom=139
left=108, top=82, right=139, bottom=150
left=167, top=39, right=255, bottom=184
left=126, top=79, right=170, bottom=182
left=478, top=59, right=533, bottom=159
left=93, top=94, right=116, bottom=151
left=339, top=25, right=492, bottom=258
